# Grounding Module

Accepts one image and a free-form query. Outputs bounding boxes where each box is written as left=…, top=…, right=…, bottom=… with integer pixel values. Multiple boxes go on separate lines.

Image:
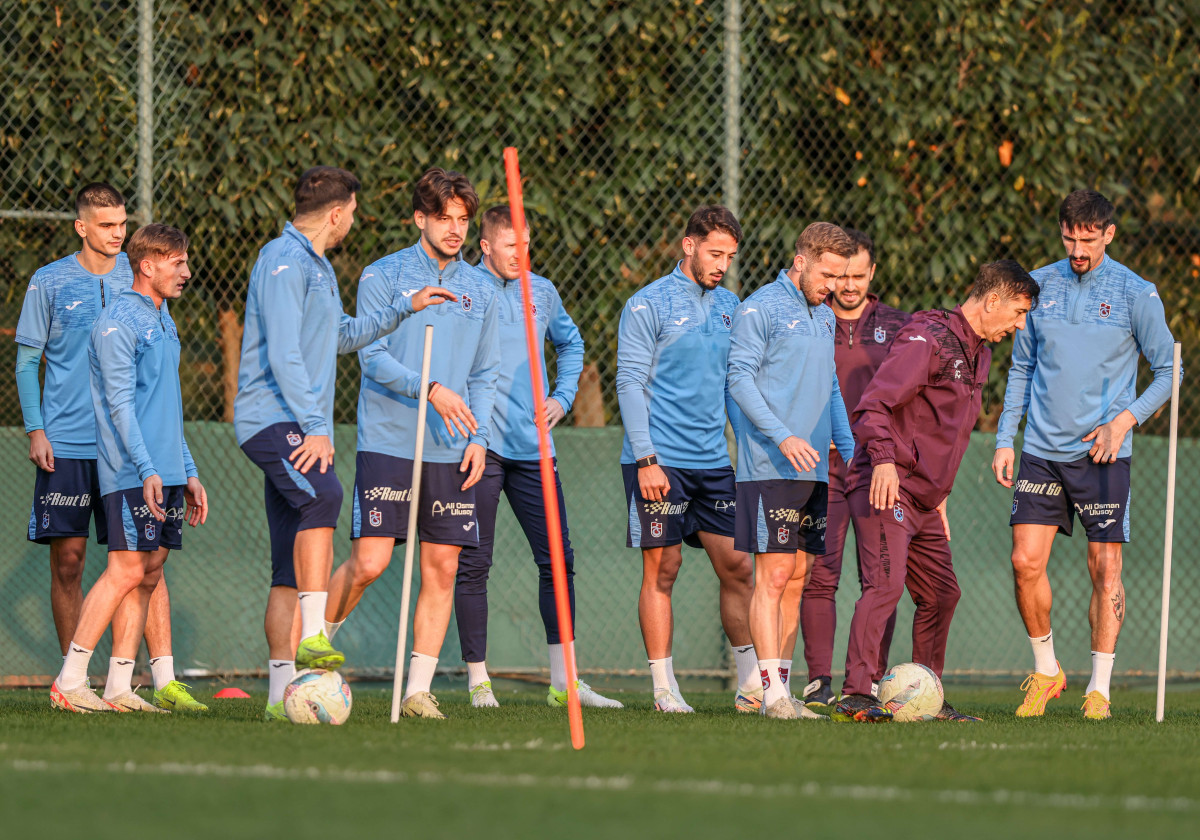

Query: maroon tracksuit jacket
left=841, top=306, right=989, bottom=696
left=800, top=296, right=909, bottom=685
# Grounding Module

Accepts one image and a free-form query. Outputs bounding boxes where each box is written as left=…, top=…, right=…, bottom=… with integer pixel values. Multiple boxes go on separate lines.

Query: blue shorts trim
left=103, top=487, right=185, bottom=552
left=352, top=452, right=479, bottom=546
left=621, top=464, right=736, bottom=549
left=28, top=458, right=107, bottom=545
left=734, top=479, right=828, bottom=555
left=1009, top=453, right=1131, bottom=542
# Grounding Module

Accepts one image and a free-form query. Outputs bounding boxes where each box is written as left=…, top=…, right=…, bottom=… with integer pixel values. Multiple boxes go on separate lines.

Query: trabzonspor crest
left=650, top=520, right=663, bottom=539
left=1099, top=301, right=1111, bottom=318
left=462, top=293, right=473, bottom=312
left=369, top=508, right=382, bottom=528
left=721, top=312, right=732, bottom=329
left=875, top=326, right=886, bottom=343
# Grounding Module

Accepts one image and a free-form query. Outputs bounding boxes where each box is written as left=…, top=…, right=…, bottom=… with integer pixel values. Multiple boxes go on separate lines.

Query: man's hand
left=410, top=286, right=459, bottom=311
left=184, top=476, right=209, bottom=527
left=992, top=447, right=1015, bottom=487
left=1083, top=410, right=1137, bottom=464
left=459, top=442, right=487, bottom=490
left=779, top=436, right=820, bottom=473
left=869, top=462, right=900, bottom=511
left=28, top=429, right=54, bottom=472
left=544, top=397, right=566, bottom=429
left=936, top=497, right=951, bottom=541
left=143, top=474, right=166, bottom=522
left=429, top=385, right=478, bottom=438
left=638, top=463, right=671, bottom=503
left=290, top=433, right=335, bottom=474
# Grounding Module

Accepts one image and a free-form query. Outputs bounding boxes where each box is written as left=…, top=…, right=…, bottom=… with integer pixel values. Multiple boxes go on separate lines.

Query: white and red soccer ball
left=283, top=668, right=353, bottom=725
left=877, top=662, right=943, bottom=722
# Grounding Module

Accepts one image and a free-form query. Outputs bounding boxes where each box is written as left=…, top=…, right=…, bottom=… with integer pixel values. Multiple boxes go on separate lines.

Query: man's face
left=683, top=231, right=739, bottom=290
left=980, top=292, right=1032, bottom=342
left=1061, top=222, right=1113, bottom=276
left=75, top=205, right=127, bottom=258
left=830, top=249, right=874, bottom=313
left=416, top=197, right=471, bottom=261
left=481, top=226, right=529, bottom=281
left=142, top=251, right=191, bottom=301
left=796, top=250, right=851, bottom=306
left=327, top=194, right=357, bottom=250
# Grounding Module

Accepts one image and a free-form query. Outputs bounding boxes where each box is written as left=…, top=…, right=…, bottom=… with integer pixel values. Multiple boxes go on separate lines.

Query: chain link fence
left=2, top=0, right=1198, bottom=683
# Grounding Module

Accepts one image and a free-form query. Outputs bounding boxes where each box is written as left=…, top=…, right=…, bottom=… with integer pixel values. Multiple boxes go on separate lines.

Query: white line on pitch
left=6, top=759, right=1196, bottom=814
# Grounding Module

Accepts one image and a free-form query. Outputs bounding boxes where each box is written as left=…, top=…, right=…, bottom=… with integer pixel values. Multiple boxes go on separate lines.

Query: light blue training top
left=996, top=256, right=1175, bottom=461
left=477, top=260, right=584, bottom=461
left=89, top=290, right=197, bottom=495
left=727, top=270, right=854, bottom=483
left=355, top=242, right=500, bottom=463
left=616, top=263, right=742, bottom=468
left=15, top=253, right=133, bottom=458
left=233, top=222, right=416, bottom=445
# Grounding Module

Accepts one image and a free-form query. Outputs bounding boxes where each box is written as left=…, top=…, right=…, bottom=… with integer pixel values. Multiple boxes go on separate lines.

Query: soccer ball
left=877, top=662, right=943, bottom=722
left=283, top=668, right=353, bottom=725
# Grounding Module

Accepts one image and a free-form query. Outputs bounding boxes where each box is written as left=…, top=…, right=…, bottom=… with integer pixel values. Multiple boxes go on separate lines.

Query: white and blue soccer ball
left=283, top=668, right=353, bottom=725
left=877, top=662, right=943, bottom=722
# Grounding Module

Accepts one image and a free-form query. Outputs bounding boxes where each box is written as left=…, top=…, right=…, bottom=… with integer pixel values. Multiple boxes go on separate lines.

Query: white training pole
left=1155, top=341, right=1182, bottom=723
left=391, top=324, right=435, bottom=723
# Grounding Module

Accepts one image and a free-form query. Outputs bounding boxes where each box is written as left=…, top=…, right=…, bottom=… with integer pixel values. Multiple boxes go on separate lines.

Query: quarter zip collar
left=947, top=304, right=984, bottom=355
left=671, top=261, right=709, bottom=299
left=776, top=269, right=819, bottom=316
left=478, top=259, right=511, bottom=290
left=282, top=221, right=324, bottom=262
left=124, top=288, right=169, bottom=316
left=411, top=239, right=463, bottom=283
left=1073, top=254, right=1112, bottom=286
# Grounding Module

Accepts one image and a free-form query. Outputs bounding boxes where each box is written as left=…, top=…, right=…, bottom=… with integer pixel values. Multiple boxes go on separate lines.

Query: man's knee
left=299, top=482, right=343, bottom=530
left=1088, top=546, right=1123, bottom=593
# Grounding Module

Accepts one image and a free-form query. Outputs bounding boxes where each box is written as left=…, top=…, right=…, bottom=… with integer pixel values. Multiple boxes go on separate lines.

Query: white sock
left=103, top=656, right=135, bottom=699
left=149, top=655, right=175, bottom=691
left=1029, top=631, right=1058, bottom=676
left=780, top=658, right=793, bottom=689
left=268, top=659, right=294, bottom=705
left=1086, top=651, right=1115, bottom=699
left=298, top=591, right=328, bottom=640
left=404, top=652, right=438, bottom=699
left=648, top=657, right=672, bottom=693
left=666, top=657, right=681, bottom=693
left=732, top=644, right=759, bottom=693
left=59, top=642, right=93, bottom=691
left=466, top=661, right=490, bottom=689
left=548, top=642, right=571, bottom=692
left=324, top=619, right=345, bottom=642
left=759, top=658, right=785, bottom=705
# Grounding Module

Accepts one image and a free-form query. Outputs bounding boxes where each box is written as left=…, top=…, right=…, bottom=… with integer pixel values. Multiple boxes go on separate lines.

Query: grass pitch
left=3, top=681, right=1199, bottom=839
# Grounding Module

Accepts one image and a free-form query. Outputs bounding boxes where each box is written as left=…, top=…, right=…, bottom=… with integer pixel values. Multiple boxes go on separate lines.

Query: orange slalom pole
left=503, top=147, right=585, bottom=750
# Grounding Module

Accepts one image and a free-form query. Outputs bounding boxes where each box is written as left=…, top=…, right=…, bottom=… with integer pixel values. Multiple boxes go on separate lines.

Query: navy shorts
left=622, top=464, right=736, bottom=549
left=734, top=479, right=828, bottom=555
left=103, top=486, right=185, bottom=552
left=241, top=423, right=344, bottom=588
left=352, top=451, right=479, bottom=546
left=1009, top=452, right=1131, bottom=542
left=28, top=458, right=107, bottom=545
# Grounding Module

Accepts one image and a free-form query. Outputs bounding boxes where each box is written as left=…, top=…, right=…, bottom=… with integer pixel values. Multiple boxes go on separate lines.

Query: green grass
left=4, top=681, right=1200, bottom=839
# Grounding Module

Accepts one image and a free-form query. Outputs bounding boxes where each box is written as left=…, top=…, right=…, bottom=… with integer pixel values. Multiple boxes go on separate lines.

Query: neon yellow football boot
left=1081, top=690, right=1111, bottom=720
left=295, top=631, right=344, bottom=671
left=263, top=700, right=287, bottom=722
left=1016, top=662, right=1066, bottom=717
left=153, top=680, right=209, bottom=712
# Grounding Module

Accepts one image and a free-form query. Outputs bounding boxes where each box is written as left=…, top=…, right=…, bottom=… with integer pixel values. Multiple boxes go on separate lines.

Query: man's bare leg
left=48, top=537, right=88, bottom=655
left=403, top=542, right=463, bottom=703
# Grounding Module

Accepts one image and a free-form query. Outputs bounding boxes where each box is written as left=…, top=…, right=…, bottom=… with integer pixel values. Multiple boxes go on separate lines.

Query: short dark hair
left=795, top=222, right=857, bottom=261
left=294, top=166, right=361, bottom=216
left=968, top=259, right=1039, bottom=308
left=127, top=223, right=188, bottom=275
left=843, top=228, right=875, bottom=264
left=683, top=205, right=742, bottom=243
left=75, top=182, right=125, bottom=217
left=1059, top=189, right=1115, bottom=232
left=480, top=205, right=513, bottom=242
left=412, top=167, right=479, bottom=218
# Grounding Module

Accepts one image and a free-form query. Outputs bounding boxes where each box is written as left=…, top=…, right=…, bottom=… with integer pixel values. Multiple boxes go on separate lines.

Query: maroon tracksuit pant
left=841, top=486, right=961, bottom=696
left=800, top=450, right=895, bottom=683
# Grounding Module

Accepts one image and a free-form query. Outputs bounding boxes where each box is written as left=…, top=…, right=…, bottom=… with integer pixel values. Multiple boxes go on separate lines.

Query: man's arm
left=614, top=298, right=660, bottom=460
left=995, top=314, right=1037, bottom=450
left=15, top=345, right=44, bottom=434
left=257, top=265, right=327, bottom=436
left=93, top=323, right=156, bottom=481
left=726, top=304, right=790, bottom=445
left=1125, top=286, right=1176, bottom=422
left=356, top=270, right=423, bottom=398
left=546, top=286, right=585, bottom=414
left=829, top=370, right=855, bottom=461
left=465, top=298, right=502, bottom=451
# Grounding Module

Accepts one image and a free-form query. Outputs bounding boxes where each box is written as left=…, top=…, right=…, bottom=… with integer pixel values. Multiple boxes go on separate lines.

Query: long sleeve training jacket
left=996, top=256, right=1175, bottom=461
left=727, top=270, right=854, bottom=482
left=848, top=306, right=989, bottom=509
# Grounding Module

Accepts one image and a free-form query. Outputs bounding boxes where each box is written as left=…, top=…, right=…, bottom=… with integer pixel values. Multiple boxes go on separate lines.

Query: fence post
left=722, top=0, right=742, bottom=295
left=137, top=0, right=154, bottom=225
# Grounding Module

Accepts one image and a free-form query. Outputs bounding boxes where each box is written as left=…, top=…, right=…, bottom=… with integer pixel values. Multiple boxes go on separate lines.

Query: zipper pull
left=101, top=278, right=105, bottom=307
